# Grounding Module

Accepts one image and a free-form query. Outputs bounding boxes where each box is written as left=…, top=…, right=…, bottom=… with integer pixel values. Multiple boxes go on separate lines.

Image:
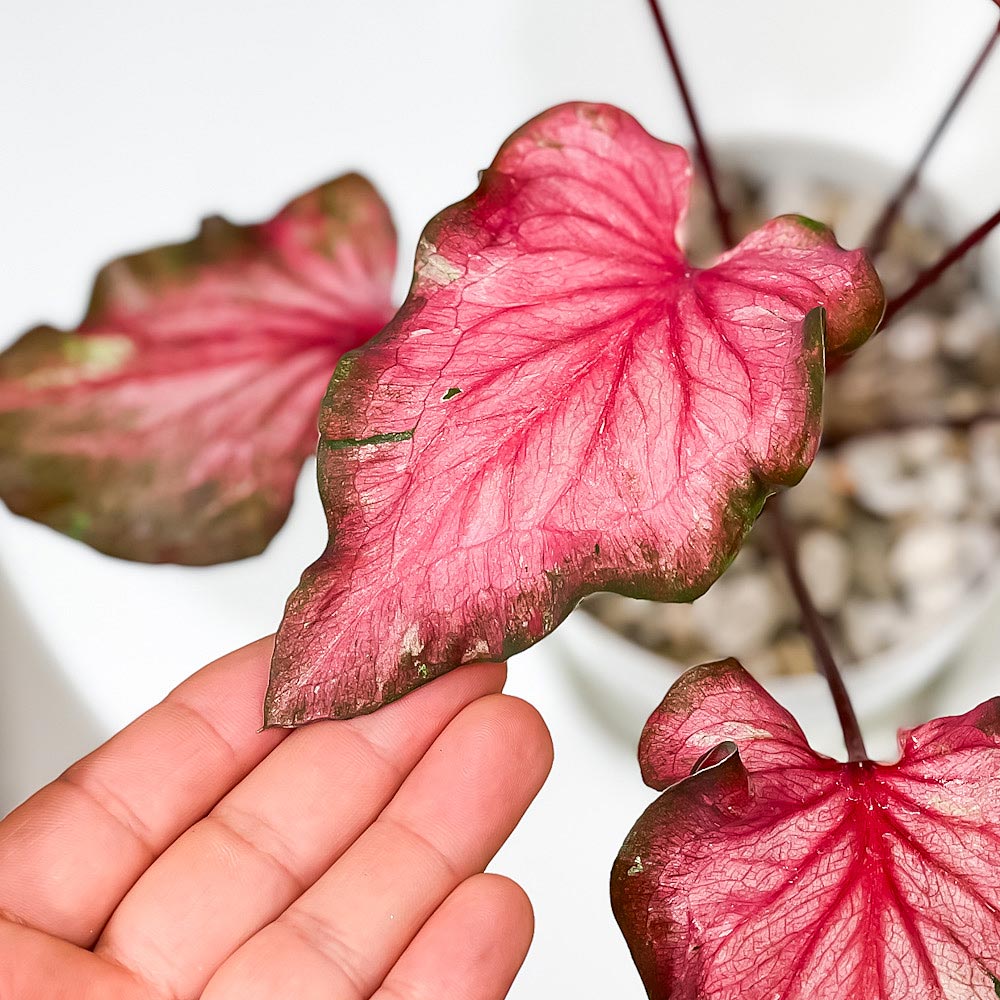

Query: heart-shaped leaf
left=0, top=173, right=395, bottom=563
left=612, top=658, right=1000, bottom=999
left=266, top=102, right=883, bottom=725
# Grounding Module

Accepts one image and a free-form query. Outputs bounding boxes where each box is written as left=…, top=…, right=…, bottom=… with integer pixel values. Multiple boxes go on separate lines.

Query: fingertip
left=470, top=872, right=535, bottom=944
left=372, top=872, right=536, bottom=1000
left=471, top=693, right=554, bottom=784
left=441, top=873, right=535, bottom=974
left=458, top=658, right=508, bottom=694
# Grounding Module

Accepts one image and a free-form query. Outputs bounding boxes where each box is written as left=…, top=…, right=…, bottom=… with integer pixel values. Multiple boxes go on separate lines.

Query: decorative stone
left=884, top=312, right=938, bottom=363
left=784, top=454, right=849, bottom=528
left=903, top=578, right=966, bottom=618
left=841, top=598, right=905, bottom=660
left=841, top=436, right=920, bottom=517
left=764, top=561, right=802, bottom=627
left=955, top=521, right=1000, bottom=582
left=584, top=593, right=646, bottom=632
left=849, top=519, right=894, bottom=600
left=919, top=458, right=969, bottom=519
left=690, top=573, right=783, bottom=658
left=771, top=633, right=816, bottom=676
left=797, top=528, right=851, bottom=615
left=741, top=648, right=782, bottom=679
left=945, top=385, right=986, bottom=420
left=872, top=252, right=913, bottom=299
left=971, top=422, right=1000, bottom=513
left=941, top=298, right=996, bottom=360
left=888, top=522, right=961, bottom=589
left=632, top=600, right=698, bottom=651
left=898, top=427, right=950, bottom=466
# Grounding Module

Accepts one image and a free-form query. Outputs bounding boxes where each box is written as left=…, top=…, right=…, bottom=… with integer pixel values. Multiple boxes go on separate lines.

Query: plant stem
left=866, top=19, right=1000, bottom=255
left=645, top=0, right=734, bottom=247
left=768, top=496, right=869, bottom=762
left=881, top=204, right=1000, bottom=326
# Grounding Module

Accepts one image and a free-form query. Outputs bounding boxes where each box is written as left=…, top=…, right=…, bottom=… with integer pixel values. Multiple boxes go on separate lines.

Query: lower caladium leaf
left=611, top=658, right=1000, bottom=1000
left=0, top=174, right=395, bottom=563
left=266, top=101, right=883, bottom=726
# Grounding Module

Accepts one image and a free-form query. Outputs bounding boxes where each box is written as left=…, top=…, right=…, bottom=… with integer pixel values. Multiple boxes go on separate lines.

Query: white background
left=2, top=1, right=1000, bottom=996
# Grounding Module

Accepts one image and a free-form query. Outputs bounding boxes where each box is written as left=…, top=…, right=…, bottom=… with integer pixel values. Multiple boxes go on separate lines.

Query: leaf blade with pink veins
left=266, top=102, right=884, bottom=725
left=611, top=660, right=1000, bottom=1000
left=0, top=173, right=395, bottom=563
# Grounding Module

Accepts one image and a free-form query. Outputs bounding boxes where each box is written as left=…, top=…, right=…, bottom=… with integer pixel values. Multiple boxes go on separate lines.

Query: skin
left=0, top=637, right=553, bottom=999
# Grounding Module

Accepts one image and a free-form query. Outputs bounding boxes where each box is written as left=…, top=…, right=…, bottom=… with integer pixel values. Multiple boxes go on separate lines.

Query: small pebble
left=585, top=594, right=647, bottom=632
left=919, top=458, right=968, bottom=519
left=772, top=633, right=816, bottom=677
left=632, top=601, right=698, bottom=650
left=784, top=454, right=849, bottom=528
left=690, top=574, right=782, bottom=657
left=955, top=521, right=1000, bottom=581
left=850, top=520, right=894, bottom=600
left=873, top=252, right=914, bottom=298
left=797, top=529, right=851, bottom=615
left=842, top=599, right=905, bottom=660
left=841, top=436, right=920, bottom=517
left=888, top=521, right=961, bottom=588
left=885, top=312, right=938, bottom=363
left=941, top=299, right=997, bottom=360
left=904, top=578, right=966, bottom=618
left=945, top=385, right=986, bottom=420
left=898, top=427, right=950, bottom=466
left=971, top=423, right=1000, bottom=512
left=742, top=649, right=783, bottom=679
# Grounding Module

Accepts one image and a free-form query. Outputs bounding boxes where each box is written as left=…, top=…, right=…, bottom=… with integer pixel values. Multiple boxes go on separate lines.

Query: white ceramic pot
left=555, top=576, right=1000, bottom=760
left=553, top=141, right=1000, bottom=761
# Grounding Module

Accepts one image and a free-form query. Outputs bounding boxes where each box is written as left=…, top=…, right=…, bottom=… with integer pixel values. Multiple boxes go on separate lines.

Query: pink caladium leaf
left=266, top=102, right=884, bottom=725
left=611, top=658, right=1000, bottom=1000
left=0, top=174, right=395, bottom=563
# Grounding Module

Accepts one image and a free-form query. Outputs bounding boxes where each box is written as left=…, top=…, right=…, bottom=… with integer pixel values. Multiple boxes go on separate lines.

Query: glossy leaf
left=612, top=658, right=1000, bottom=999
left=266, top=102, right=884, bottom=725
left=0, top=174, right=395, bottom=563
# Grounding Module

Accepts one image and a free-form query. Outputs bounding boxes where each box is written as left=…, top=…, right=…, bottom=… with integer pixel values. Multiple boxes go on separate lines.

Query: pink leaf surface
left=0, top=174, right=395, bottom=563
left=612, top=659, right=1000, bottom=999
left=266, top=102, right=883, bottom=725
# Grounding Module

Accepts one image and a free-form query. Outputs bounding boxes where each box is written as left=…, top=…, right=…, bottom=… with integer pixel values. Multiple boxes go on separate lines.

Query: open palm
left=0, top=638, right=552, bottom=999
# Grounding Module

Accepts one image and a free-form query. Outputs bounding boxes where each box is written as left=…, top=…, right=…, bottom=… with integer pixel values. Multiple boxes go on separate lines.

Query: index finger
left=0, top=636, right=284, bottom=945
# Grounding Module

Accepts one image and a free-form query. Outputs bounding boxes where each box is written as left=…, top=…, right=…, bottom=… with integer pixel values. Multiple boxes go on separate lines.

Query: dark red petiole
left=645, top=0, right=734, bottom=248
left=769, top=496, right=869, bottom=762
left=882, top=204, right=1000, bottom=326
left=866, top=17, right=1000, bottom=255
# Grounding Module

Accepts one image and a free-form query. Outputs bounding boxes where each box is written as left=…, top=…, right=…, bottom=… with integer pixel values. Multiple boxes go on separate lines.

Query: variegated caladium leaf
left=612, top=658, right=1000, bottom=1000
left=0, top=174, right=395, bottom=564
left=266, top=102, right=884, bottom=726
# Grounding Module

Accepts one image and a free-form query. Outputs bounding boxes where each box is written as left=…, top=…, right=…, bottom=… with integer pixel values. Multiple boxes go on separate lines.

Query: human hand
left=0, top=638, right=552, bottom=998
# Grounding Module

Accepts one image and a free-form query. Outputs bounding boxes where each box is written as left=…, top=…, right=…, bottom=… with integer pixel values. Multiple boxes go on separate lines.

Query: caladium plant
left=0, top=173, right=395, bottom=564
left=5, top=2, right=1000, bottom=995
left=611, top=657, right=1000, bottom=1000
left=264, top=101, right=883, bottom=726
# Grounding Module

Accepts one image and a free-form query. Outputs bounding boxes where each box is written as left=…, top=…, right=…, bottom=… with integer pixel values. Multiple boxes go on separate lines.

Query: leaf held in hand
left=0, top=174, right=395, bottom=563
left=267, top=102, right=884, bottom=725
left=612, top=658, right=1000, bottom=1000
